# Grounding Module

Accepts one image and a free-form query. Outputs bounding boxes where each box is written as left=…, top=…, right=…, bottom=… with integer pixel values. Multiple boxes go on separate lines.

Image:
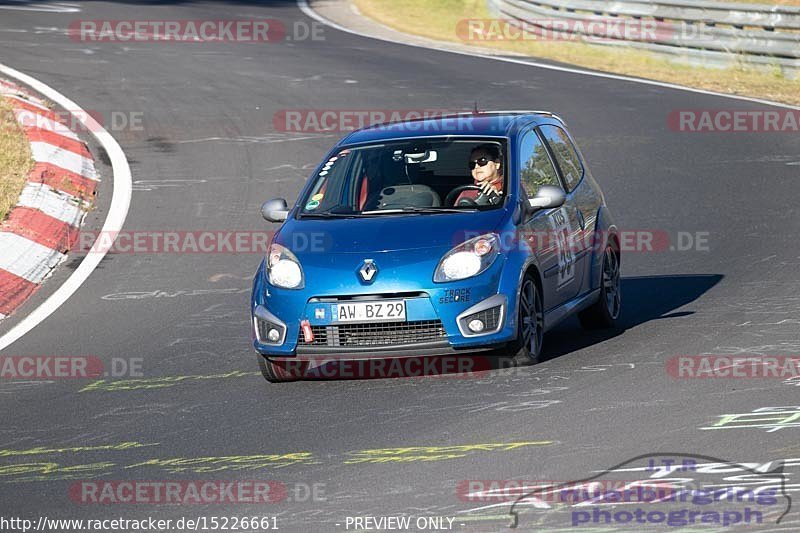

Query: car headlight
left=434, top=233, right=500, bottom=282
left=267, top=243, right=304, bottom=289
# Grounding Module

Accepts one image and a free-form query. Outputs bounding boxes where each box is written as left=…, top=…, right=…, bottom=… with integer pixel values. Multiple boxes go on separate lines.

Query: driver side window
left=518, top=129, right=561, bottom=198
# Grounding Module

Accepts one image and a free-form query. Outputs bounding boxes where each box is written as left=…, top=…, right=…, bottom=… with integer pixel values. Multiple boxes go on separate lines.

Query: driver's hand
left=478, top=181, right=501, bottom=197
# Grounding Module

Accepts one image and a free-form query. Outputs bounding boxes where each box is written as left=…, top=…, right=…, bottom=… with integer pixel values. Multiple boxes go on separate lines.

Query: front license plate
left=333, top=301, right=406, bottom=323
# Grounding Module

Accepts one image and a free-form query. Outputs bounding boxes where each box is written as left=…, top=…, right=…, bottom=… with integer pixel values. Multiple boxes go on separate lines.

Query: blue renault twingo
left=252, top=112, right=620, bottom=382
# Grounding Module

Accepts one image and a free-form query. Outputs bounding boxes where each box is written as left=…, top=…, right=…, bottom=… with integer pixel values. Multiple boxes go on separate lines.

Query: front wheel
left=579, top=245, right=621, bottom=329
left=511, top=275, right=544, bottom=366
left=257, top=355, right=302, bottom=383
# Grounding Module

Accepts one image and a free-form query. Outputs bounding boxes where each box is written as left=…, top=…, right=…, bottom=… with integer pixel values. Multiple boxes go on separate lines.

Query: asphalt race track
left=1, top=1, right=799, bottom=532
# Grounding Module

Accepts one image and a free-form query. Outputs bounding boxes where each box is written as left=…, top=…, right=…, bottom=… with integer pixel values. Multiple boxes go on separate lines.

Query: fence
left=488, top=0, right=800, bottom=77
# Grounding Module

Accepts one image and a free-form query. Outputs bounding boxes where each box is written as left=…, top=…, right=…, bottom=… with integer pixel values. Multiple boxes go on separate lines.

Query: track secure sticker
left=439, top=288, right=471, bottom=304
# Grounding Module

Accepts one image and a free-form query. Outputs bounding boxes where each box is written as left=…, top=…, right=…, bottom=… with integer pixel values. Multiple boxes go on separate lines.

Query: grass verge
left=0, top=97, right=33, bottom=222
left=354, top=0, right=800, bottom=107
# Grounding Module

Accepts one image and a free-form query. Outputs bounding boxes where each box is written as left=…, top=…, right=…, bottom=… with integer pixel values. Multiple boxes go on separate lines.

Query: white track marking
left=0, top=63, right=132, bottom=351
left=16, top=182, right=87, bottom=226
left=0, top=3, right=80, bottom=13
left=174, top=135, right=324, bottom=145
left=29, top=141, right=97, bottom=178
left=0, top=233, right=67, bottom=284
left=297, top=0, right=800, bottom=112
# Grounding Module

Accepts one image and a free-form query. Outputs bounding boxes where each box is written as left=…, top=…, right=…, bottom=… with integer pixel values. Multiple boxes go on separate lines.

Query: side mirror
left=528, top=185, right=566, bottom=211
left=261, top=198, right=289, bottom=222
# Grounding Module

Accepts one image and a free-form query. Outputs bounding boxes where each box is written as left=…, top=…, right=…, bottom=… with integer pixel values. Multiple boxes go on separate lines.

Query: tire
left=579, top=244, right=621, bottom=329
left=511, top=274, right=544, bottom=366
left=257, top=354, right=301, bottom=383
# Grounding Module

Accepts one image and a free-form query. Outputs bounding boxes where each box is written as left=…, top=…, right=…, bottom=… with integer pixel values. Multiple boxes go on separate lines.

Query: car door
left=517, top=127, right=583, bottom=309
left=538, top=124, right=598, bottom=296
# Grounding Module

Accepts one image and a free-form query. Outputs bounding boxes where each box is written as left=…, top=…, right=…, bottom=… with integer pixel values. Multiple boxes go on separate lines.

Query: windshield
left=299, top=138, right=507, bottom=216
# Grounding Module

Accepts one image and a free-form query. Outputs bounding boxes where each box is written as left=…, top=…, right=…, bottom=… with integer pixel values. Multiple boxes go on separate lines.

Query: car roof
left=339, top=111, right=565, bottom=145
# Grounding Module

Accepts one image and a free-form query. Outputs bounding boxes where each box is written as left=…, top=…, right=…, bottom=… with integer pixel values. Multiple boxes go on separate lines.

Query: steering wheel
left=445, top=184, right=483, bottom=207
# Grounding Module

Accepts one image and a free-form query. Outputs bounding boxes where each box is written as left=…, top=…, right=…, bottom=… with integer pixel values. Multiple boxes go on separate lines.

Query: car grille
left=299, top=320, right=446, bottom=347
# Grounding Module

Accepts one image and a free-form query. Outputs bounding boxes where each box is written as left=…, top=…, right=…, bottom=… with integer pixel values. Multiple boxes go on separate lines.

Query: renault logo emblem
left=358, top=259, right=378, bottom=283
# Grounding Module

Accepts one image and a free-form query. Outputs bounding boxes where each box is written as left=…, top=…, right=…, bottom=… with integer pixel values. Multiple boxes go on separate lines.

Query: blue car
left=251, top=111, right=621, bottom=382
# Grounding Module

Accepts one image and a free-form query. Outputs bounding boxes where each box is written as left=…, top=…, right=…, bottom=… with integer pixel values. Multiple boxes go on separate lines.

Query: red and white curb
left=0, top=79, right=98, bottom=321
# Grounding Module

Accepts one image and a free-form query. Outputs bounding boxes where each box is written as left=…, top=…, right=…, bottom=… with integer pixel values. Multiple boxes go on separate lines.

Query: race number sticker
left=550, top=207, right=575, bottom=287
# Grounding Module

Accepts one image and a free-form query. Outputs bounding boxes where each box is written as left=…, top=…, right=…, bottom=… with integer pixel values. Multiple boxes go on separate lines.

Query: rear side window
left=540, top=125, right=584, bottom=191
left=518, top=130, right=561, bottom=199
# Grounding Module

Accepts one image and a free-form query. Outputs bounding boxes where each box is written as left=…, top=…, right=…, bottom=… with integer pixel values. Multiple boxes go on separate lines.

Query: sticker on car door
left=550, top=207, right=575, bottom=287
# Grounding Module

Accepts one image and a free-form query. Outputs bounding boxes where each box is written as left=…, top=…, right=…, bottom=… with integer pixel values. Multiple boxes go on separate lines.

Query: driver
left=455, top=144, right=504, bottom=206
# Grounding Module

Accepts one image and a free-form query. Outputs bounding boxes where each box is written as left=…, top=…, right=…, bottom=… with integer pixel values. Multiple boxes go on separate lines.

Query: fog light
left=468, top=319, right=485, bottom=333
left=255, top=314, right=286, bottom=345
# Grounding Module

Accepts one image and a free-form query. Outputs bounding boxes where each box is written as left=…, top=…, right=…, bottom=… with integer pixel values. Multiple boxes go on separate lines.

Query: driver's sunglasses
left=469, top=157, right=493, bottom=170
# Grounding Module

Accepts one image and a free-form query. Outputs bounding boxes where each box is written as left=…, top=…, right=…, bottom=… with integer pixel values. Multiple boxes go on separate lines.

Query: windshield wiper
left=303, top=207, right=476, bottom=218
left=300, top=206, right=368, bottom=218
left=359, top=207, right=475, bottom=215
left=400, top=206, right=476, bottom=214
left=300, top=212, right=365, bottom=218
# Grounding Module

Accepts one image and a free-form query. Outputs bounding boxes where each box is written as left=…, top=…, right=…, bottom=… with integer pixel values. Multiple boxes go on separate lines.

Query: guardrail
left=487, top=0, right=800, bottom=77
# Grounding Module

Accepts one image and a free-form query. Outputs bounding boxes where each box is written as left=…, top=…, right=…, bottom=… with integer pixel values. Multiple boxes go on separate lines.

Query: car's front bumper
left=251, top=260, right=517, bottom=359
